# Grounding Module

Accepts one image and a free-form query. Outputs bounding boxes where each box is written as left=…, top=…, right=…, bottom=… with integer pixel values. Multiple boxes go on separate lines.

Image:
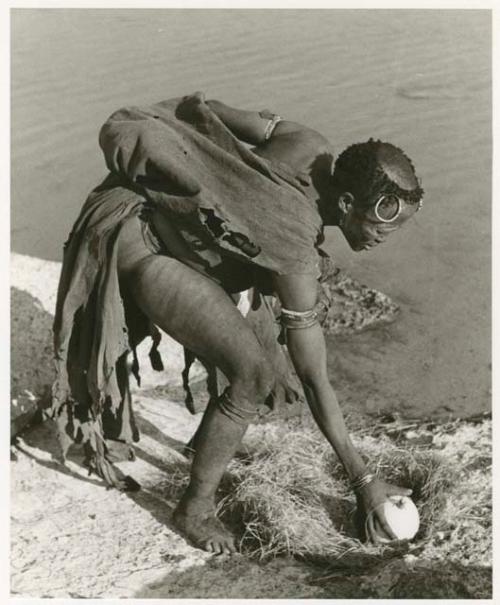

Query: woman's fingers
left=192, top=90, right=206, bottom=103
left=366, top=511, right=387, bottom=544
left=374, top=509, right=398, bottom=541
left=365, top=511, right=376, bottom=543
left=285, top=385, right=300, bottom=403
left=223, top=538, right=237, bottom=555
left=387, top=483, right=413, bottom=497
left=382, top=479, right=412, bottom=497
left=361, top=480, right=414, bottom=545
left=271, top=374, right=300, bottom=404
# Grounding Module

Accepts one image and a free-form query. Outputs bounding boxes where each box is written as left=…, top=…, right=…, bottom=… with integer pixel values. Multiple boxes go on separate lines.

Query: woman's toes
left=203, top=539, right=214, bottom=552
left=220, top=537, right=236, bottom=554
left=213, top=542, right=223, bottom=555
left=207, top=539, right=223, bottom=555
left=173, top=504, right=237, bottom=554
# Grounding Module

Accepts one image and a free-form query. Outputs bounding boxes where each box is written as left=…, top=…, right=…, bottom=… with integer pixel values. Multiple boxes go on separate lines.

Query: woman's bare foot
left=173, top=497, right=237, bottom=554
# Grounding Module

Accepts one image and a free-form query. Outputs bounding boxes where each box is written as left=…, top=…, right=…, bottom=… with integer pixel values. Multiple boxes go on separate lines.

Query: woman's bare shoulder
left=273, top=121, right=332, bottom=149
left=254, top=123, right=333, bottom=174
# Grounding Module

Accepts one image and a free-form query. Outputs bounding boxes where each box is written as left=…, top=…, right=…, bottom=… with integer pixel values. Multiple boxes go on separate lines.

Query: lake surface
left=11, top=9, right=491, bottom=418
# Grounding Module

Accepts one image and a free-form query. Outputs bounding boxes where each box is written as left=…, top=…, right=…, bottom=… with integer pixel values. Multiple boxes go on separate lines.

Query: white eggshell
left=375, top=496, right=420, bottom=541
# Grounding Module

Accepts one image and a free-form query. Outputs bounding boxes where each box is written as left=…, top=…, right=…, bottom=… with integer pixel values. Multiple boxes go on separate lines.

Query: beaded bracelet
left=280, top=307, right=319, bottom=330
left=351, top=472, right=376, bottom=491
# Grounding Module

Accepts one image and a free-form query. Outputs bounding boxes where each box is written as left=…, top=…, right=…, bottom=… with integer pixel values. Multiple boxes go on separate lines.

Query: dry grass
left=155, top=411, right=491, bottom=596
left=211, top=416, right=491, bottom=575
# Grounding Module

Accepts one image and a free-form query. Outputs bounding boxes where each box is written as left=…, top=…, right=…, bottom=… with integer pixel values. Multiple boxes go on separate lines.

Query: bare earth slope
left=10, top=254, right=491, bottom=598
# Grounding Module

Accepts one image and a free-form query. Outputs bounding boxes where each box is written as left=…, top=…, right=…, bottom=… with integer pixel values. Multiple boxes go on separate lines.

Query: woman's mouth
left=361, top=236, right=387, bottom=249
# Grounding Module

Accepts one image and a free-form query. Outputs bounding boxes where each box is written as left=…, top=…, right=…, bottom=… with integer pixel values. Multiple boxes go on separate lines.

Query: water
left=11, top=9, right=491, bottom=418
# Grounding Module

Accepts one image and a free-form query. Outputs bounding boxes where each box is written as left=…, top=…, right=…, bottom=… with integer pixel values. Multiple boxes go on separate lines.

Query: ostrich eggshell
left=374, top=496, right=420, bottom=541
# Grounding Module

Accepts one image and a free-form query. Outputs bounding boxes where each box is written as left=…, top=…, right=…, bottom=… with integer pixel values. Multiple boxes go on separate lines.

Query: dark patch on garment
left=199, top=208, right=261, bottom=258
left=200, top=207, right=225, bottom=237
left=135, top=159, right=200, bottom=197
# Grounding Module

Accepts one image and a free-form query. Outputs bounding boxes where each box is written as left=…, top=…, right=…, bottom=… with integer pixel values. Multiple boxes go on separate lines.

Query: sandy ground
left=11, top=394, right=492, bottom=599
left=10, top=253, right=492, bottom=598
left=7, top=253, right=369, bottom=598
left=11, top=399, right=328, bottom=599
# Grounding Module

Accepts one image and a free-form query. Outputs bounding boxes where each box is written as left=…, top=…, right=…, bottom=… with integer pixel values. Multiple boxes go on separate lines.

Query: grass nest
left=211, top=416, right=491, bottom=574
left=156, top=411, right=491, bottom=595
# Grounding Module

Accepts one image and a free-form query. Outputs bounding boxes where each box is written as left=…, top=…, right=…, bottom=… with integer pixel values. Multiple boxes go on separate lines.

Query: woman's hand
left=271, top=371, right=302, bottom=404
left=356, top=478, right=413, bottom=544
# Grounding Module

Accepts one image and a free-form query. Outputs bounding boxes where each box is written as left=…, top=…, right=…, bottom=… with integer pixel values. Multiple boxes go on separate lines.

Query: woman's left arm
left=205, top=95, right=319, bottom=146
left=272, top=272, right=412, bottom=542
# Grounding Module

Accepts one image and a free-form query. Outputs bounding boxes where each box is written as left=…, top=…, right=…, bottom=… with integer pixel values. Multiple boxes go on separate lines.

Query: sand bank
left=10, top=253, right=491, bottom=598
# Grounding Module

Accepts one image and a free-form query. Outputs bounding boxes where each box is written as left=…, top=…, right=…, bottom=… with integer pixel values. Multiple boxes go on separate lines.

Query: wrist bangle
left=351, top=472, right=376, bottom=491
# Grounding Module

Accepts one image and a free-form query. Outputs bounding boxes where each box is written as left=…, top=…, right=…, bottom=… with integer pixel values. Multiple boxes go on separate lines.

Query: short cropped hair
left=333, top=139, right=424, bottom=208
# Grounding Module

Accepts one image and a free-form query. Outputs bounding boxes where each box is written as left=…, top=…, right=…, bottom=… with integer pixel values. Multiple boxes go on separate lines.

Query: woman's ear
left=338, top=192, right=355, bottom=215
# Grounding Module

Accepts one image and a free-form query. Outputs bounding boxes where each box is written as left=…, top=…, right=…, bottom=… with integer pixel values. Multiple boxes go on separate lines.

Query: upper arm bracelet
left=264, top=114, right=283, bottom=140
left=280, top=306, right=319, bottom=330
left=259, top=110, right=283, bottom=140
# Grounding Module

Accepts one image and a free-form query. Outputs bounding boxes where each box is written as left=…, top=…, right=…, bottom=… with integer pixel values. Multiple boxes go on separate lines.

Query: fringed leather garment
left=51, top=93, right=328, bottom=488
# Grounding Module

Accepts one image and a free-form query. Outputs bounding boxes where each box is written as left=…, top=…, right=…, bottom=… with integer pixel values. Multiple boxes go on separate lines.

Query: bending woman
left=52, top=91, right=424, bottom=554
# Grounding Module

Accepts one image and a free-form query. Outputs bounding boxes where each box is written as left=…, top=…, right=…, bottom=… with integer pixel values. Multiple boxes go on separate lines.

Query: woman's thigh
left=117, top=217, right=268, bottom=382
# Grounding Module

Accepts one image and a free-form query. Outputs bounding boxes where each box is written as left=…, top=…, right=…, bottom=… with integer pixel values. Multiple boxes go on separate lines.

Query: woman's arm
left=272, top=272, right=412, bottom=542
left=98, top=92, right=330, bottom=184
left=207, top=97, right=332, bottom=172
left=272, top=272, right=367, bottom=479
left=206, top=97, right=318, bottom=146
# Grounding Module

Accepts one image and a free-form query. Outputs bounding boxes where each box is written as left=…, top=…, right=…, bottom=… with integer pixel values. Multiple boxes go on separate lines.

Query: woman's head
left=330, top=139, right=424, bottom=251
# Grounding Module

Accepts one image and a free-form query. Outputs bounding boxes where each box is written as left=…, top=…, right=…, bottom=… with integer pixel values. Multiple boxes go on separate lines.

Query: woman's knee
left=217, top=358, right=274, bottom=424
left=230, top=355, right=275, bottom=405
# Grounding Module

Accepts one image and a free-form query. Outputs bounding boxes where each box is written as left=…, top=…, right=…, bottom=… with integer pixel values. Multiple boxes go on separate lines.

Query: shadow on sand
left=11, top=280, right=194, bottom=524
left=15, top=408, right=194, bottom=530
left=10, top=287, right=55, bottom=434
left=130, top=553, right=492, bottom=599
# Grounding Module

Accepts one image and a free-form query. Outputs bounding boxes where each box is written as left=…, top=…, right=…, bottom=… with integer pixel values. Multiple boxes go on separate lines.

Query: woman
left=52, top=92, right=424, bottom=554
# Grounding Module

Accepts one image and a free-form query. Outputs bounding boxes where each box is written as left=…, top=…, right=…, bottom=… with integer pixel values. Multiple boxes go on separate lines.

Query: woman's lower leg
left=173, top=389, right=260, bottom=553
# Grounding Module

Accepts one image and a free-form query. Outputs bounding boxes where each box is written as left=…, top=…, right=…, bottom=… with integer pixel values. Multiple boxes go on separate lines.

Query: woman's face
left=340, top=195, right=420, bottom=251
